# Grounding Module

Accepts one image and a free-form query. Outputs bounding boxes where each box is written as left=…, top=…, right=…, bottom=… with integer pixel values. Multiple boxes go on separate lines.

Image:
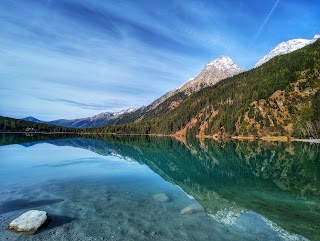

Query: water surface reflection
left=0, top=134, right=319, bottom=240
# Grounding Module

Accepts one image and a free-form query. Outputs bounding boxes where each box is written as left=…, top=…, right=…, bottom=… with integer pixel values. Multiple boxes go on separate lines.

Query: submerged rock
left=153, top=193, right=169, bottom=202
left=180, top=204, right=203, bottom=215
left=8, top=210, right=51, bottom=234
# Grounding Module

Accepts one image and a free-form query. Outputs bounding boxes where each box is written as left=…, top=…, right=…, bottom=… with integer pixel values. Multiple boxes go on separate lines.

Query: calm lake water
left=0, top=134, right=319, bottom=241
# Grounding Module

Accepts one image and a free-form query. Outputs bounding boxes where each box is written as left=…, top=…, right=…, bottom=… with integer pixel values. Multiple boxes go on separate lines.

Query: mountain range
left=22, top=55, right=245, bottom=128
left=100, top=36, right=320, bottom=139
left=109, top=35, right=319, bottom=128
left=9, top=34, right=320, bottom=138
left=22, top=108, right=136, bottom=128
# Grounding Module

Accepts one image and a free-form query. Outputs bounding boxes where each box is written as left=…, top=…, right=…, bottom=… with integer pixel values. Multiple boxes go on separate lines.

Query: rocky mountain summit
left=147, top=56, right=244, bottom=111
left=179, top=56, right=245, bottom=94
left=255, top=35, right=320, bottom=67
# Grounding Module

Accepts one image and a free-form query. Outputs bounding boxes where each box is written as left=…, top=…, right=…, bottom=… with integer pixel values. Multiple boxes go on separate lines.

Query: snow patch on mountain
left=114, top=107, right=137, bottom=117
left=87, top=108, right=136, bottom=122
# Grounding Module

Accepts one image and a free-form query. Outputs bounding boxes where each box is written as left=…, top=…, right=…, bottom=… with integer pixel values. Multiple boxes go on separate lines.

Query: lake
left=0, top=134, right=319, bottom=240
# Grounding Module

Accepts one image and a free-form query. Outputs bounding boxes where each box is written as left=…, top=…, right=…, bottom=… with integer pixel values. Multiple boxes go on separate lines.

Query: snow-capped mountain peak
left=146, top=56, right=244, bottom=110
left=114, top=107, right=137, bottom=117
left=254, top=35, right=319, bottom=68
left=89, top=107, right=137, bottom=121
left=313, top=34, right=320, bottom=40
left=205, top=55, right=243, bottom=72
left=178, top=56, right=244, bottom=94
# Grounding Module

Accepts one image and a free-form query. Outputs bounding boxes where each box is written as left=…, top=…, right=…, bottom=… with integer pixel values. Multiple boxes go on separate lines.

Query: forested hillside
left=96, top=40, right=320, bottom=139
left=0, top=116, right=76, bottom=133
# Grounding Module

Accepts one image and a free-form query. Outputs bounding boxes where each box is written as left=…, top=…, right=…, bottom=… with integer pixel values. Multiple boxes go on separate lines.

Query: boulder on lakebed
left=8, top=210, right=51, bottom=234
left=180, top=204, right=203, bottom=215
left=153, top=193, right=170, bottom=202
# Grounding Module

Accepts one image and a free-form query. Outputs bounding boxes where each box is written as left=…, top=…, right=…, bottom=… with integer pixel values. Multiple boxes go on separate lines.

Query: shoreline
left=0, top=131, right=77, bottom=134
left=231, top=135, right=320, bottom=143
left=1, top=131, right=319, bottom=143
left=291, top=138, right=320, bottom=143
left=232, top=135, right=289, bottom=142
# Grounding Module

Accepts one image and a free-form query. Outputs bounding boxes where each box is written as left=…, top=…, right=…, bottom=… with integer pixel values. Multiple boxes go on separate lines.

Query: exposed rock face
left=254, top=34, right=320, bottom=68
left=147, top=89, right=180, bottom=111
left=8, top=210, right=51, bottom=234
left=153, top=193, right=170, bottom=202
left=180, top=204, right=203, bottom=215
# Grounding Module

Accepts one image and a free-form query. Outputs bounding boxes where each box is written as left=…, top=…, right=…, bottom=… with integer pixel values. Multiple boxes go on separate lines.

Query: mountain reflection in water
left=1, top=134, right=319, bottom=240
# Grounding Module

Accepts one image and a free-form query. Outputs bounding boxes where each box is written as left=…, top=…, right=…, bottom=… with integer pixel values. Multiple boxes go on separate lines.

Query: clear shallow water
left=0, top=134, right=319, bottom=240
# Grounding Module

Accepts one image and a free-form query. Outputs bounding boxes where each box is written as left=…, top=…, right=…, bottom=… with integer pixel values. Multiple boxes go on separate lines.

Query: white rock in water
left=180, top=204, right=203, bottom=215
left=8, top=210, right=50, bottom=234
left=153, top=193, right=169, bottom=202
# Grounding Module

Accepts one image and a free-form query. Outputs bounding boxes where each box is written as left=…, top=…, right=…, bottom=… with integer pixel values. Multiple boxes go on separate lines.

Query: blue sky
left=1, top=0, right=319, bottom=120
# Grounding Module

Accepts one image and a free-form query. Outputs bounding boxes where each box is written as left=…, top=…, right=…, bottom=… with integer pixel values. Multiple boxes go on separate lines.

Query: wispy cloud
left=39, top=97, right=126, bottom=111
left=250, top=0, right=281, bottom=46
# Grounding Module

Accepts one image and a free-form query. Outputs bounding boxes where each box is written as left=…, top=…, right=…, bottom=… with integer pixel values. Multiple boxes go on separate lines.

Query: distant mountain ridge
left=255, top=35, right=320, bottom=67
left=22, top=108, right=136, bottom=128
left=22, top=116, right=45, bottom=123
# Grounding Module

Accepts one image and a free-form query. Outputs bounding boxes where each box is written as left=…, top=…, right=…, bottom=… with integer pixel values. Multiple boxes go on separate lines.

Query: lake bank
left=1, top=131, right=320, bottom=144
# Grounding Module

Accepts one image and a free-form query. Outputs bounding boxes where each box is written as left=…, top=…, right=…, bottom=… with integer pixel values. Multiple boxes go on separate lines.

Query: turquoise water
left=0, top=134, right=319, bottom=240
